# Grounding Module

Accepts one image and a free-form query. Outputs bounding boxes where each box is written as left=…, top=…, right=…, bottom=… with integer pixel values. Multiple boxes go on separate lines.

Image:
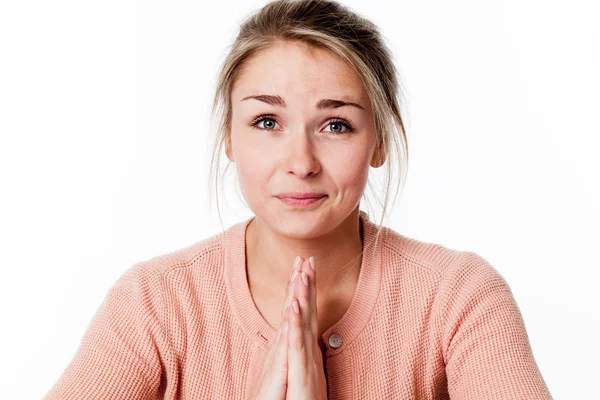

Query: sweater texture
left=43, top=211, right=552, bottom=399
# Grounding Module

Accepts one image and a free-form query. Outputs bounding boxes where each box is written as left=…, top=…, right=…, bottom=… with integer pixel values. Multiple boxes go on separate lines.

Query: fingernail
left=294, top=255, right=301, bottom=271
left=309, top=256, right=315, bottom=271
left=295, top=256, right=302, bottom=271
left=291, top=269, right=298, bottom=282
left=292, top=300, right=299, bottom=313
left=301, top=271, right=308, bottom=286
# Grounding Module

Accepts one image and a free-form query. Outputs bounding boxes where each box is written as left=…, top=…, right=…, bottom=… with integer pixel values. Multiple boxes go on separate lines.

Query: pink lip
left=275, top=192, right=327, bottom=199
left=277, top=194, right=327, bottom=208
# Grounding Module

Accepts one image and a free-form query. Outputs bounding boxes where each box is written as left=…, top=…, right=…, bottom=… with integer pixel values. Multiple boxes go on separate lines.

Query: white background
left=1, top=0, right=598, bottom=398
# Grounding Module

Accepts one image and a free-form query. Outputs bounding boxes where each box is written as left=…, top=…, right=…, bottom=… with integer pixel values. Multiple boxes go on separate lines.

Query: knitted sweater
left=43, top=212, right=552, bottom=399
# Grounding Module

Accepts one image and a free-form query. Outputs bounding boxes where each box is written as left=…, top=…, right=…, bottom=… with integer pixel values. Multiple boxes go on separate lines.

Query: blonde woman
left=43, top=0, right=552, bottom=399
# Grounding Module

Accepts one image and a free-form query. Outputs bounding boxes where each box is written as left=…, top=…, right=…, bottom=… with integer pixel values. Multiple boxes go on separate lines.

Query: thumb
left=268, top=319, right=290, bottom=398
left=274, top=320, right=289, bottom=374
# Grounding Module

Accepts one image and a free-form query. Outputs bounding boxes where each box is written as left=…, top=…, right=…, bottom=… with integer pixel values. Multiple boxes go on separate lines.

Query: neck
left=246, top=208, right=364, bottom=299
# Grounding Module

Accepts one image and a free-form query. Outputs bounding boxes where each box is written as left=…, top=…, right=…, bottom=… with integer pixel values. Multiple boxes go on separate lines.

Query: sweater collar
left=224, top=211, right=383, bottom=356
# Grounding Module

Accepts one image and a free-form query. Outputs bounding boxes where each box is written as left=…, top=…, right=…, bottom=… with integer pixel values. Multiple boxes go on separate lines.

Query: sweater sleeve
left=439, top=251, right=553, bottom=399
left=42, top=263, right=165, bottom=400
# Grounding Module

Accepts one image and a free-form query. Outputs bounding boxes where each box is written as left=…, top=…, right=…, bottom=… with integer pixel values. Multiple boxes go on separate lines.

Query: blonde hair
left=208, top=0, right=409, bottom=253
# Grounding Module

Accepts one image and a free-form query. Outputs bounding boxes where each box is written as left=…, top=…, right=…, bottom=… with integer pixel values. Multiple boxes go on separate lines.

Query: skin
left=225, top=39, right=385, bottom=346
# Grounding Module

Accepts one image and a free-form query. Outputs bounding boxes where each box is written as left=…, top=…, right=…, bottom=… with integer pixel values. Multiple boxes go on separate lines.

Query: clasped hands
left=250, top=256, right=328, bottom=400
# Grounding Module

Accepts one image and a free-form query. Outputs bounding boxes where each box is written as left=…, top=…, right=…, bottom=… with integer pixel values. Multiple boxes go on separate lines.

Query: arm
left=43, top=263, right=166, bottom=399
left=439, top=252, right=552, bottom=399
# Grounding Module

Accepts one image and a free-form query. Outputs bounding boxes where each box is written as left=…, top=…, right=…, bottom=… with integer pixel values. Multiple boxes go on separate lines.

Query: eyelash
left=249, top=113, right=356, bottom=134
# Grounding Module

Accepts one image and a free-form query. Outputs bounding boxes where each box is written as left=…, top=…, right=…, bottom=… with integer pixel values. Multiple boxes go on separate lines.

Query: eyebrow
left=241, top=94, right=365, bottom=110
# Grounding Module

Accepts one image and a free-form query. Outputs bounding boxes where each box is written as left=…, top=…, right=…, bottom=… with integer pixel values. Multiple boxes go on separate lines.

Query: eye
left=249, top=114, right=356, bottom=134
left=250, top=114, right=279, bottom=131
left=325, top=118, right=355, bottom=134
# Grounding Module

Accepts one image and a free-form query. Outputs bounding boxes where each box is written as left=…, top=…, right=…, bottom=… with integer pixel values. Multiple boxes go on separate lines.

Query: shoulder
left=379, top=224, right=505, bottom=289
left=113, top=230, right=227, bottom=297
left=377, top=225, right=459, bottom=276
left=380, top=230, right=520, bottom=352
left=138, top=230, right=224, bottom=276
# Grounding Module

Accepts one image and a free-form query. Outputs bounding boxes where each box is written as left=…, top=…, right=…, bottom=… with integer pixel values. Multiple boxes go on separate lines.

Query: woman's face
left=227, top=40, right=382, bottom=238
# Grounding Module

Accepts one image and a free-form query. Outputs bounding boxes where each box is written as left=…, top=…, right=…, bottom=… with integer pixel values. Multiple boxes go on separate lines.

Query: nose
left=285, top=128, right=321, bottom=178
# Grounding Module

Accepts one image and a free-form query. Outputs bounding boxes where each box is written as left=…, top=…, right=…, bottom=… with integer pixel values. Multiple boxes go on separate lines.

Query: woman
left=43, top=0, right=552, bottom=399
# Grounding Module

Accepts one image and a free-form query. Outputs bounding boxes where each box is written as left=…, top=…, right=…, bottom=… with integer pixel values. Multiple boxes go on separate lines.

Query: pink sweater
left=43, top=212, right=552, bottom=399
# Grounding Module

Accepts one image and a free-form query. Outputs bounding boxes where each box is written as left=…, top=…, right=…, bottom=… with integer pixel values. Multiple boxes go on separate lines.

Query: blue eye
left=325, top=119, right=354, bottom=134
left=251, top=116, right=279, bottom=130
left=249, top=114, right=356, bottom=134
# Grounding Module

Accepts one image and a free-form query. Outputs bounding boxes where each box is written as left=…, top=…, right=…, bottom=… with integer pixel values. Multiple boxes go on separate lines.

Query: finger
left=305, top=256, right=319, bottom=348
left=296, top=258, right=314, bottom=357
left=282, top=256, right=303, bottom=319
left=282, top=256, right=302, bottom=318
left=287, top=296, right=307, bottom=378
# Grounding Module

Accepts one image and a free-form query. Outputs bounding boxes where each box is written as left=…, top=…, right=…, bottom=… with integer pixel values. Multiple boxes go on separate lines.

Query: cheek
left=330, top=146, right=371, bottom=190
left=232, top=139, right=270, bottom=201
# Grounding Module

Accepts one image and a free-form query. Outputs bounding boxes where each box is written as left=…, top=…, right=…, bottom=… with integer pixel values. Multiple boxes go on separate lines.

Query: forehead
left=231, top=41, right=367, bottom=103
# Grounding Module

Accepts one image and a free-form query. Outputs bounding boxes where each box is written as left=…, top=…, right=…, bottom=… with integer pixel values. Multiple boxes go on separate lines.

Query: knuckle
left=303, top=320, right=311, bottom=332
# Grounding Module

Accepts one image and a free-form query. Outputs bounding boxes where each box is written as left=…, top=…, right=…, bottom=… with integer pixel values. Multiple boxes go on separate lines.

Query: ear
left=370, top=139, right=385, bottom=168
left=224, top=133, right=234, bottom=162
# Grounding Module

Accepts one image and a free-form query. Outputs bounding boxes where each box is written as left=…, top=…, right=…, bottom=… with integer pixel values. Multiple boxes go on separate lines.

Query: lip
left=275, top=192, right=327, bottom=199
left=276, top=193, right=327, bottom=208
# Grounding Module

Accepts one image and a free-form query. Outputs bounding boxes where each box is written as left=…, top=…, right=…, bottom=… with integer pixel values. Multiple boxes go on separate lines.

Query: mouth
left=276, top=194, right=327, bottom=208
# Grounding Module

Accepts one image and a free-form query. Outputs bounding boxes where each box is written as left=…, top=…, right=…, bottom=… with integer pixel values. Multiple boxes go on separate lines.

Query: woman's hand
left=249, top=257, right=302, bottom=400
left=285, top=257, right=328, bottom=400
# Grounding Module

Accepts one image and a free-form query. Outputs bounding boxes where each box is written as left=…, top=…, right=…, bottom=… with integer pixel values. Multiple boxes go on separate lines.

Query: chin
left=262, top=211, right=333, bottom=239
